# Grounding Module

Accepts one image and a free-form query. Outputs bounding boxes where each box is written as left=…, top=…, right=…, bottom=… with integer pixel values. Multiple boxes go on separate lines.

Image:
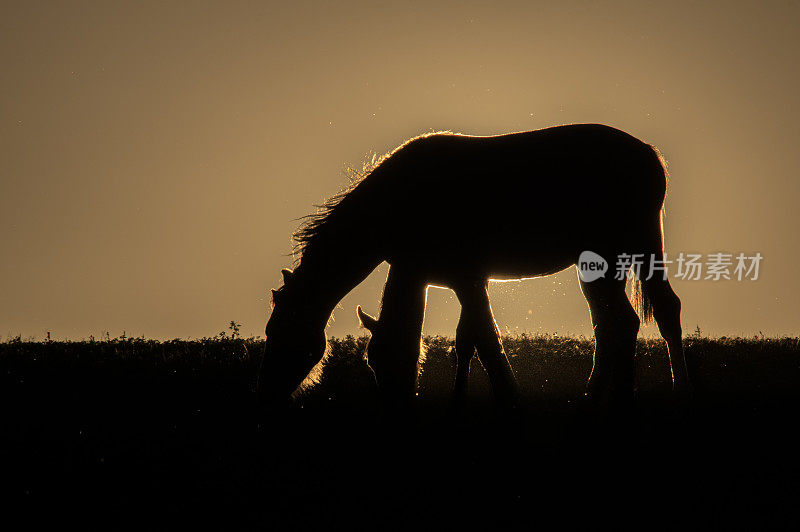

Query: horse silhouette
left=259, top=124, right=689, bottom=413
left=356, top=279, right=519, bottom=413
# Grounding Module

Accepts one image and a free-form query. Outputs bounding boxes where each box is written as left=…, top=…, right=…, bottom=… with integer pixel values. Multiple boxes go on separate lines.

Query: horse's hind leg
left=639, top=214, right=691, bottom=399
left=454, top=281, right=519, bottom=410
left=579, top=275, right=640, bottom=414
left=643, top=274, right=690, bottom=397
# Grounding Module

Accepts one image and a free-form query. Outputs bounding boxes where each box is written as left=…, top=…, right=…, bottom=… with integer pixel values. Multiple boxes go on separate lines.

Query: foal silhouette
left=356, top=280, right=519, bottom=413
left=260, top=124, right=689, bottom=413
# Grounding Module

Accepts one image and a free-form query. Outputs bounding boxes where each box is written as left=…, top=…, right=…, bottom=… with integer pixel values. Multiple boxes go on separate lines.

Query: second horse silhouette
left=356, top=277, right=519, bottom=414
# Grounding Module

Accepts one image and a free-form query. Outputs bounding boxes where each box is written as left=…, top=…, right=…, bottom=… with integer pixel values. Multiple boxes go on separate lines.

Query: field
left=2, top=334, right=799, bottom=529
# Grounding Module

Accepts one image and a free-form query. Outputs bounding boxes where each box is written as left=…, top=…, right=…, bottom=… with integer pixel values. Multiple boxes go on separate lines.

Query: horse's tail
left=631, top=144, right=668, bottom=325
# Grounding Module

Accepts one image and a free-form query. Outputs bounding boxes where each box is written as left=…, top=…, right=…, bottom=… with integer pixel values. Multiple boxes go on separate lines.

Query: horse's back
left=390, top=124, right=661, bottom=194
left=399, top=123, right=647, bottom=158
left=373, top=124, right=667, bottom=278
left=383, top=123, right=664, bottom=219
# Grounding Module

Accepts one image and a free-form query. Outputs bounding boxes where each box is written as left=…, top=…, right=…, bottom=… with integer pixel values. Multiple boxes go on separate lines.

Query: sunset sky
left=2, top=1, right=799, bottom=340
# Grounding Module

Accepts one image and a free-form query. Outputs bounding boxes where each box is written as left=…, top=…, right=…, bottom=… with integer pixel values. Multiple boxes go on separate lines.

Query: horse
left=258, top=123, right=689, bottom=413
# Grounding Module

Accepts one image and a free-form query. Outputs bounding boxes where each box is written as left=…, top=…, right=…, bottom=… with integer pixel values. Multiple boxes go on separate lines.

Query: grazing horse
left=259, top=124, right=689, bottom=413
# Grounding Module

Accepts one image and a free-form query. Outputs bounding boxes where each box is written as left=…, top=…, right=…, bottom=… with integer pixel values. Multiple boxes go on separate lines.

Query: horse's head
left=259, top=268, right=328, bottom=404
left=266, top=269, right=327, bottom=350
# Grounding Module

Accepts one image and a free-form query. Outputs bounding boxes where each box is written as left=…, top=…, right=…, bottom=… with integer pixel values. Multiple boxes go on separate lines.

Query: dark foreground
left=1, top=335, right=799, bottom=530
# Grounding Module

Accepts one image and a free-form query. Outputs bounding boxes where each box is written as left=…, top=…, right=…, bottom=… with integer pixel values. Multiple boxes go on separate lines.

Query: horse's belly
left=395, top=235, right=576, bottom=284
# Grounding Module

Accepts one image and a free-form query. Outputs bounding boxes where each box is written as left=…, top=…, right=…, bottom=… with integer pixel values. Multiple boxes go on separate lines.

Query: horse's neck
left=292, top=247, right=382, bottom=322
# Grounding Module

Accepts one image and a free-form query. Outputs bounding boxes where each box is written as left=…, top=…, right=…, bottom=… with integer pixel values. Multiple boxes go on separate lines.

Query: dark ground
left=1, top=334, right=799, bottom=530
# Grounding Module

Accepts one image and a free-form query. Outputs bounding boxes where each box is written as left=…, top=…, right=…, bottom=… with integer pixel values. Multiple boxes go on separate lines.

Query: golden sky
left=2, top=1, right=798, bottom=339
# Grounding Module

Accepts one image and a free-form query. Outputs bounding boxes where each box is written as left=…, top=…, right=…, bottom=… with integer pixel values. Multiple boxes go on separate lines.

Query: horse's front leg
left=357, top=265, right=427, bottom=414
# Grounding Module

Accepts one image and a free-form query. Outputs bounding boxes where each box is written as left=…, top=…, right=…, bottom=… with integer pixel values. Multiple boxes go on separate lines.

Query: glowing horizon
left=2, top=1, right=798, bottom=340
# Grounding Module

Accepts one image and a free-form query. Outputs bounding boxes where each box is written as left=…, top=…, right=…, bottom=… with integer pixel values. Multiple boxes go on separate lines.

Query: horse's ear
left=281, top=269, right=294, bottom=284
left=357, top=306, right=378, bottom=333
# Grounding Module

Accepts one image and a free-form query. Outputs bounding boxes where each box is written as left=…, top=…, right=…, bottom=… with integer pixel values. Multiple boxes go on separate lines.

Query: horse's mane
left=291, top=158, right=378, bottom=258
left=291, top=131, right=453, bottom=259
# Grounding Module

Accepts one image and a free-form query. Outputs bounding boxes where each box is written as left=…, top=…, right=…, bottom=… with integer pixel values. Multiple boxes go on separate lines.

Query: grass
left=1, top=334, right=799, bottom=528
